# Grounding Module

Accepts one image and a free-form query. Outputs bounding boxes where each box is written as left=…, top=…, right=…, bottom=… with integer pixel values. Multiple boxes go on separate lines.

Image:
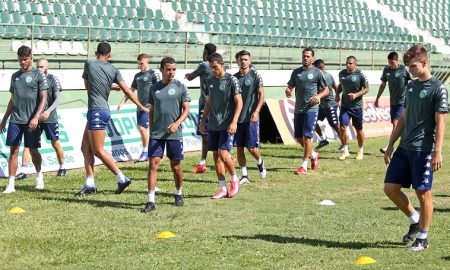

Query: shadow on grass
left=382, top=206, right=450, bottom=213
left=442, top=256, right=450, bottom=261
left=226, top=234, right=404, bottom=249
left=435, top=194, right=450, bottom=198
left=39, top=196, right=142, bottom=209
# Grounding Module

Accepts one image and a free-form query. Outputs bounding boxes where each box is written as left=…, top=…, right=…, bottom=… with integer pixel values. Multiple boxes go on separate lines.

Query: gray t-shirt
left=380, top=64, right=411, bottom=105
left=321, top=71, right=337, bottom=109
left=287, top=66, right=326, bottom=113
left=44, top=73, right=62, bottom=123
left=205, top=73, right=241, bottom=131
left=399, top=77, right=448, bottom=152
left=339, top=69, right=368, bottom=109
left=9, top=68, right=48, bottom=124
left=131, top=69, right=160, bottom=109
left=190, top=61, right=213, bottom=106
left=149, top=79, right=191, bottom=140
left=82, top=59, right=123, bottom=110
left=234, top=68, right=263, bottom=123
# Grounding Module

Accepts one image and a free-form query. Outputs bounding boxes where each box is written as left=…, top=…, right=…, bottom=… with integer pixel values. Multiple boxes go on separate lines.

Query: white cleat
left=3, top=185, right=16, bottom=194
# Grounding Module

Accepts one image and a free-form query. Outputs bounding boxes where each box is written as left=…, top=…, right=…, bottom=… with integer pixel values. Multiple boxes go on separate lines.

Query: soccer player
left=374, top=52, right=411, bottom=154
left=199, top=53, right=243, bottom=199
left=336, top=56, right=369, bottom=160
left=76, top=42, right=148, bottom=196
left=0, top=45, right=48, bottom=194
left=37, top=58, right=67, bottom=176
left=141, top=57, right=191, bottom=213
left=233, top=50, right=267, bottom=185
left=185, top=43, right=216, bottom=174
left=383, top=44, right=448, bottom=251
left=285, top=48, right=329, bottom=175
left=313, top=59, right=341, bottom=150
left=117, top=53, right=160, bottom=162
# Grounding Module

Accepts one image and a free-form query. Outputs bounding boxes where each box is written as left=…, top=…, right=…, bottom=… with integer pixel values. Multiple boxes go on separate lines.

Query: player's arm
left=0, top=95, right=14, bottom=133
left=199, top=95, right=211, bottom=134
left=168, top=101, right=190, bottom=133
left=335, top=83, right=342, bottom=103
left=228, top=93, right=243, bottom=134
left=29, top=90, right=48, bottom=130
left=117, top=81, right=148, bottom=112
left=40, top=90, right=61, bottom=121
left=251, top=86, right=265, bottom=122
left=432, top=112, right=447, bottom=171
left=83, top=79, right=88, bottom=90
left=185, top=65, right=203, bottom=81
left=374, top=81, right=387, bottom=107
left=384, top=109, right=406, bottom=165
left=117, top=87, right=135, bottom=112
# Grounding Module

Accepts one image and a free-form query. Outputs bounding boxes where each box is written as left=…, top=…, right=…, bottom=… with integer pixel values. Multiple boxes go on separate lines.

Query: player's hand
left=40, top=111, right=50, bottom=121
left=431, top=151, right=442, bottom=172
left=374, top=99, right=379, bottom=108
left=28, top=117, right=39, bottom=131
left=347, top=93, right=356, bottom=100
left=167, top=122, right=179, bottom=133
left=285, top=88, right=292, bottom=98
left=0, top=121, right=6, bottom=133
left=111, top=83, right=120, bottom=91
left=227, top=121, right=237, bottom=134
left=140, top=106, right=149, bottom=113
left=250, top=112, right=259, bottom=123
left=310, top=96, right=320, bottom=105
left=384, top=145, right=394, bottom=165
left=199, top=120, right=206, bottom=134
left=117, top=103, right=123, bottom=112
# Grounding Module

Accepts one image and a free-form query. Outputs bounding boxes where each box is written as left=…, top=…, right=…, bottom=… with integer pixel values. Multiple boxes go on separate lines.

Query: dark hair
left=235, top=50, right=251, bottom=60
left=302, top=47, right=315, bottom=56
left=96, top=42, right=111, bottom=56
left=313, top=59, right=325, bottom=67
left=137, top=53, right=149, bottom=61
left=347, top=55, right=357, bottom=62
left=387, top=52, right=398, bottom=61
left=204, top=43, right=216, bottom=56
left=403, top=44, right=428, bottom=65
left=17, top=45, right=32, bottom=58
left=160, top=56, right=176, bottom=69
left=208, top=53, right=224, bottom=63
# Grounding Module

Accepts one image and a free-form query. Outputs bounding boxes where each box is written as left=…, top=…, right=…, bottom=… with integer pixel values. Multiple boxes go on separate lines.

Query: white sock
left=344, top=145, right=349, bottom=151
left=241, top=166, right=248, bottom=176
left=199, top=159, right=206, bottom=165
left=175, top=187, right=182, bottom=195
left=85, top=175, right=95, bottom=187
left=115, top=171, right=126, bottom=183
left=256, top=157, right=262, bottom=165
left=417, top=229, right=428, bottom=239
left=148, top=190, right=156, bottom=203
left=301, top=159, right=308, bottom=169
left=311, top=150, right=317, bottom=159
left=8, top=176, right=15, bottom=187
left=36, top=171, right=43, bottom=180
left=142, top=146, right=148, bottom=153
left=231, top=173, right=238, bottom=182
left=408, top=210, right=420, bottom=224
left=359, top=147, right=364, bottom=153
left=59, top=164, right=65, bottom=170
left=219, top=180, right=227, bottom=190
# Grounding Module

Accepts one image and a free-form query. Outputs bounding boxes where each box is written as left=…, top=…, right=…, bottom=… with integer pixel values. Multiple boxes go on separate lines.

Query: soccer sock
left=311, top=150, right=318, bottom=159
left=231, top=173, right=238, bottom=182
left=417, top=229, right=428, bottom=239
left=85, top=175, right=95, bottom=187
left=344, top=145, right=349, bottom=151
left=8, top=176, right=15, bottom=187
left=241, top=166, right=248, bottom=177
left=59, top=163, right=65, bottom=170
left=301, top=159, right=308, bottom=169
left=256, top=157, right=262, bottom=165
left=407, top=210, right=420, bottom=224
left=115, top=171, right=126, bottom=183
left=36, top=171, right=43, bottom=180
left=219, top=180, right=227, bottom=190
left=141, top=146, right=148, bottom=153
left=20, top=164, right=28, bottom=173
left=175, top=187, right=182, bottom=195
left=320, top=134, right=327, bottom=141
left=359, top=147, right=364, bottom=153
left=148, top=190, right=156, bottom=203
left=199, top=159, right=206, bottom=165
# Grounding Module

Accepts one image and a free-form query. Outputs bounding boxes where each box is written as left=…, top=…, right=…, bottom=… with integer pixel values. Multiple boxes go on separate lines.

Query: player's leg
left=294, top=113, right=307, bottom=174
left=78, top=123, right=97, bottom=195
left=338, top=108, right=350, bottom=160
left=235, top=123, right=249, bottom=184
left=44, top=123, right=66, bottom=176
left=326, top=105, right=341, bottom=145
left=315, top=108, right=329, bottom=150
left=352, top=108, right=364, bottom=160
left=193, top=106, right=208, bottom=173
left=4, top=123, right=24, bottom=193
left=208, top=130, right=227, bottom=199
left=167, top=140, right=184, bottom=206
left=217, top=131, right=239, bottom=197
left=24, top=125, right=44, bottom=190
left=142, top=154, right=161, bottom=213
left=137, top=110, right=149, bottom=162
left=16, top=146, right=30, bottom=180
left=246, top=121, right=266, bottom=179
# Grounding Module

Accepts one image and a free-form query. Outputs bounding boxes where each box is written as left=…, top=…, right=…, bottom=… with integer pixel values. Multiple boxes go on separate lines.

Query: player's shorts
left=87, top=109, right=110, bottom=130
left=318, top=105, right=339, bottom=128
left=196, top=104, right=208, bottom=136
left=41, top=123, right=60, bottom=142
left=339, top=107, right=363, bottom=130
left=136, top=110, right=149, bottom=128
left=384, top=147, right=433, bottom=191
left=6, top=122, right=42, bottom=148
left=207, top=129, right=233, bottom=151
left=390, top=104, right=404, bottom=122
left=148, top=138, right=184, bottom=160
left=234, top=121, right=259, bottom=148
left=294, top=112, right=318, bottom=138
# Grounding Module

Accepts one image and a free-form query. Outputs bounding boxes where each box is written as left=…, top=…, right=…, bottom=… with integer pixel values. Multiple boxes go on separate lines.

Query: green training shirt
left=320, top=71, right=337, bottom=109
left=338, top=69, right=368, bottom=109
left=131, top=69, right=160, bottom=109
left=380, top=64, right=411, bottom=105
left=287, top=66, right=326, bottom=113
left=44, top=73, right=62, bottom=123
left=234, top=68, right=263, bottom=123
left=191, top=61, right=213, bottom=106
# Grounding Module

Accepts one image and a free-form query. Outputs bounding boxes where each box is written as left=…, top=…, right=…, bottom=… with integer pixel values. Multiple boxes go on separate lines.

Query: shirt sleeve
left=434, top=83, right=449, bottom=113
left=317, top=71, right=327, bottom=93
left=181, top=84, right=191, bottom=103
left=9, top=74, right=14, bottom=94
left=82, top=61, right=88, bottom=80
left=190, top=62, right=207, bottom=78
left=231, top=76, right=241, bottom=95
left=131, top=74, right=138, bottom=89
left=360, top=71, right=369, bottom=88
left=148, top=85, right=155, bottom=105
left=380, top=67, right=387, bottom=82
left=38, top=70, right=49, bottom=91
left=153, top=72, right=161, bottom=84
left=287, top=70, right=296, bottom=88
left=405, top=68, right=412, bottom=82
left=255, top=71, right=264, bottom=88
left=114, top=68, right=124, bottom=84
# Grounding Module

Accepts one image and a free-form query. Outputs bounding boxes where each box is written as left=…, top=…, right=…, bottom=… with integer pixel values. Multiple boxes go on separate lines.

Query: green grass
left=1, top=122, right=450, bottom=269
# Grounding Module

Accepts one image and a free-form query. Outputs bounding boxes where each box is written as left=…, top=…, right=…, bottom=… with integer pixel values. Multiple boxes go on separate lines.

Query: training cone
left=355, top=256, right=376, bottom=265
left=319, top=200, right=336, bottom=206
left=155, top=231, right=176, bottom=239
left=8, top=207, right=26, bottom=214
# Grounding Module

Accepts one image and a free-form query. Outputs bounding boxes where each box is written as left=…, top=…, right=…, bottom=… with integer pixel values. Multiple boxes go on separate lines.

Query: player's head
left=95, top=42, right=111, bottom=59
left=137, top=53, right=150, bottom=73
left=17, top=46, right=33, bottom=71
left=203, top=43, right=216, bottom=61
left=403, top=44, right=429, bottom=78
left=346, top=56, right=357, bottom=72
left=387, top=52, right=399, bottom=69
left=159, top=57, right=176, bottom=82
left=208, top=53, right=225, bottom=77
left=313, top=59, right=325, bottom=71
left=36, top=58, right=49, bottom=74
left=302, top=48, right=315, bottom=67
left=236, top=50, right=251, bottom=70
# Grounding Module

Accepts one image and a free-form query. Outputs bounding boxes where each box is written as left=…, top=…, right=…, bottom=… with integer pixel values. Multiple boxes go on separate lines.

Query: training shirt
left=43, top=73, right=62, bottom=123
left=131, top=69, right=160, bottom=109
left=339, top=69, right=368, bottom=109
left=234, top=68, right=263, bottom=123
left=149, top=79, right=191, bottom=140
left=287, top=66, right=327, bottom=113
left=320, top=71, right=337, bottom=109
left=9, top=68, right=48, bottom=124
left=380, top=64, right=411, bottom=105
left=82, top=59, right=123, bottom=110
left=399, top=77, right=448, bottom=152
left=205, top=73, right=241, bottom=131
left=190, top=61, right=213, bottom=106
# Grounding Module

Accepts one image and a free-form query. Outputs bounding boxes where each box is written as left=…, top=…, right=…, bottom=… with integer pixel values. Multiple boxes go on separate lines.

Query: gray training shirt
left=380, top=64, right=411, bottom=106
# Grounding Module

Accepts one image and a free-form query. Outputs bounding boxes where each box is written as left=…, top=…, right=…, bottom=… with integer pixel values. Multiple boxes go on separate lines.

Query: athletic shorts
left=318, top=105, right=339, bottom=128
left=207, top=129, right=233, bottom=151
left=196, top=104, right=208, bottom=136
left=148, top=138, right=184, bottom=160
left=6, top=122, right=42, bottom=148
left=234, top=121, right=259, bottom=148
left=41, top=123, right=60, bottom=142
left=384, top=147, right=433, bottom=191
left=136, top=110, right=149, bottom=128
left=294, top=112, right=318, bottom=138
left=87, top=109, right=110, bottom=130
left=390, top=104, right=404, bottom=122
left=339, top=107, right=363, bottom=130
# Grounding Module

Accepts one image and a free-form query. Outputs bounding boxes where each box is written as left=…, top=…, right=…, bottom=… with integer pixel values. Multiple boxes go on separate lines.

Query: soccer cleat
left=239, top=176, right=250, bottom=185
left=75, top=185, right=97, bottom=196
left=228, top=180, right=239, bottom=198
left=211, top=189, right=228, bottom=200
left=137, top=151, right=148, bottom=162
left=174, top=194, right=184, bottom=206
left=15, top=173, right=27, bottom=180
left=403, top=223, right=420, bottom=243
left=192, top=163, right=207, bottom=174
left=3, top=185, right=16, bottom=194
left=407, top=238, right=429, bottom=252
left=311, top=152, right=320, bottom=170
left=379, top=148, right=387, bottom=154
left=356, top=151, right=364, bottom=160
left=339, top=151, right=350, bottom=160
left=295, top=166, right=307, bottom=175
left=316, top=140, right=329, bottom=150
left=115, top=177, right=131, bottom=194
left=57, top=169, right=67, bottom=177
left=141, top=201, right=156, bottom=213
left=257, top=160, right=267, bottom=179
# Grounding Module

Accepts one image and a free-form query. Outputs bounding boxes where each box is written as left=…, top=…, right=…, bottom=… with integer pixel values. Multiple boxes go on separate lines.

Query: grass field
left=1, top=122, right=450, bottom=269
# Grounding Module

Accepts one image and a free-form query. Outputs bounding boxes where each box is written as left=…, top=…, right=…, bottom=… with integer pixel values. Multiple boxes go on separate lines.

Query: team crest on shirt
left=419, top=89, right=428, bottom=98
left=168, top=88, right=176, bottom=95
left=307, top=74, right=313, bottom=80
left=25, top=76, right=32, bottom=83
left=245, top=78, right=251, bottom=86
left=395, top=71, right=401, bottom=77
left=219, top=84, right=226, bottom=91
left=143, top=76, right=149, bottom=82
left=351, top=76, right=357, bottom=82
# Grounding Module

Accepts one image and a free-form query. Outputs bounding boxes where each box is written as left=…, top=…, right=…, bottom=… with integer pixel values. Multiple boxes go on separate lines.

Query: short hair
left=17, top=46, right=32, bottom=58
left=160, top=56, right=176, bottom=69
left=137, top=53, right=149, bottom=61
left=96, top=42, right=111, bottom=56
left=235, top=50, right=251, bottom=60
left=208, top=53, right=224, bottom=63
left=313, top=59, right=325, bottom=67
left=37, top=58, right=48, bottom=64
left=204, top=43, right=216, bottom=56
left=302, top=47, right=315, bottom=56
left=347, top=55, right=357, bottom=62
left=403, top=44, right=428, bottom=65
left=387, top=52, right=398, bottom=61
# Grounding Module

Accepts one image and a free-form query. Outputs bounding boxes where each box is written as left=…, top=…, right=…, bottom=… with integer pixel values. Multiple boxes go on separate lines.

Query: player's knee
left=383, top=184, right=398, bottom=197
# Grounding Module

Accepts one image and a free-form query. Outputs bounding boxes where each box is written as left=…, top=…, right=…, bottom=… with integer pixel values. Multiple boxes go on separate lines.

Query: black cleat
left=115, top=178, right=131, bottom=194
left=174, top=194, right=184, bottom=206
left=57, top=169, right=67, bottom=176
left=315, top=140, right=329, bottom=150
left=407, top=238, right=429, bottom=252
left=141, top=202, right=156, bottom=213
left=379, top=148, right=386, bottom=154
left=15, top=173, right=27, bottom=180
left=75, top=185, right=97, bottom=196
left=403, top=223, right=420, bottom=243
